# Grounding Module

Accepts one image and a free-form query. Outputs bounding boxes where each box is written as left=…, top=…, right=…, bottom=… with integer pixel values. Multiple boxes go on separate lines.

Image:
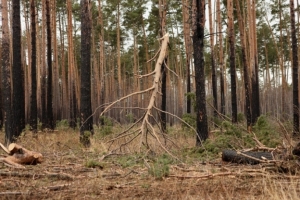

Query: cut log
left=222, top=149, right=273, bottom=165
left=0, top=143, right=43, bottom=167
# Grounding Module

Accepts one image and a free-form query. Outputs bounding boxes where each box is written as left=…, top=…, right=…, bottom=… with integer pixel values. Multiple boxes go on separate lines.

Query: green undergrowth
left=182, top=115, right=282, bottom=162
left=148, top=154, right=173, bottom=179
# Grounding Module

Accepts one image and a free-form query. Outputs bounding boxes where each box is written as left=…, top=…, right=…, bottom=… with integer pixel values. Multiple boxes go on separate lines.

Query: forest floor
left=0, top=125, right=300, bottom=200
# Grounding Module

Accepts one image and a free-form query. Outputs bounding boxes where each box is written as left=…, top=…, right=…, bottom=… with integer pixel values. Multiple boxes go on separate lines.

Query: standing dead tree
left=99, top=33, right=184, bottom=155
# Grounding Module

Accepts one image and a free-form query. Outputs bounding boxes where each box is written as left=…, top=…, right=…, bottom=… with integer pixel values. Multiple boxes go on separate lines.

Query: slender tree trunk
left=2, top=0, right=13, bottom=145
left=193, top=0, right=208, bottom=145
left=116, top=1, right=121, bottom=122
left=12, top=0, right=25, bottom=138
left=46, top=0, right=54, bottom=129
left=217, top=0, right=225, bottom=115
left=251, top=0, right=260, bottom=124
left=30, top=0, right=37, bottom=132
left=208, top=0, right=218, bottom=118
left=59, top=10, right=68, bottom=120
left=236, top=0, right=251, bottom=129
left=41, top=0, right=47, bottom=129
left=67, top=0, right=76, bottom=128
left=159, top=0, right=167, bottom=132
left=290, top=0, right=299, bottom=135
left=80, top=0, right=93, bottom=146
left=52, top=0, right=60, bottom=121
left=98, top=0, right=105, bottom=125
left=227, top=0, right=237, bottom=123
left=182, top=0, right=192, bottom=113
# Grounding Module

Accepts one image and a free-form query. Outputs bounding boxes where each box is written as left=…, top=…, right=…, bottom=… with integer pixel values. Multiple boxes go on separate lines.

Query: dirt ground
left=0, top=131, right=300, bottom=200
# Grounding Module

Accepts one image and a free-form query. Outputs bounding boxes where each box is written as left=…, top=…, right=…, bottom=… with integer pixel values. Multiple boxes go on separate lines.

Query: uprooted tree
left=99, top=33, right=187, bottom=156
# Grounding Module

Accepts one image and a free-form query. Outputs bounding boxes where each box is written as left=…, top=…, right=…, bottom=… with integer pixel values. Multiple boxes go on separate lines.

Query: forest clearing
left=1, top=118, right=300, bottom=200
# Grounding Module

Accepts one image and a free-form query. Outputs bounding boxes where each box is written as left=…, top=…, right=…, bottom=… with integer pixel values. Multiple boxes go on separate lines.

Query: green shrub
left=99, top=116, right=113, bottom=136
left=253, top=115, right=281, bottom=148
left=148, top=154, right=172, bottom=179
left=85, top=159, right=103, bottom=168
left=125, top=113, right=135, bottom=123
left=182, top=113, right=196, bottom=130
left=56, top=119, right=69, bottom=130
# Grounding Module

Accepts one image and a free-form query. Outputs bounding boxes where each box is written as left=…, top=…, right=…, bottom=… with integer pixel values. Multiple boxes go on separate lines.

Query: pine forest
left=1, top=0, right=300, bottom=199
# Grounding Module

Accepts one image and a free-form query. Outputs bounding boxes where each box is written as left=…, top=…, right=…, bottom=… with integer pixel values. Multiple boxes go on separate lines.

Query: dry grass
left=0, top=126, right=299, bottom=199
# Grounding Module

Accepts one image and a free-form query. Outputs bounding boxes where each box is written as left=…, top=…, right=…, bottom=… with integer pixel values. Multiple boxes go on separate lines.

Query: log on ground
left=222, top=149, right=273, bottom=165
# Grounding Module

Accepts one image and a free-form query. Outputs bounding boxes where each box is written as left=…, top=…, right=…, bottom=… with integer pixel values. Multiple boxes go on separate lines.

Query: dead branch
left=0, top=171, right=74, bottom=180
left=100, top=86, right=155, bottom=116
left=169, top=172, right=233, bottom=179
left=44, top=184, right=72, bottom=191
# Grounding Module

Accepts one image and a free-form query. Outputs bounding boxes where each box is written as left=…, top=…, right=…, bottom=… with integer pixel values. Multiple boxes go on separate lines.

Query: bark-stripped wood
left=0, top=143, right=43, bottom=168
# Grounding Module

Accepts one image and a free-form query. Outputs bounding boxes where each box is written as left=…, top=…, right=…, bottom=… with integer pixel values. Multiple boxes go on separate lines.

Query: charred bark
left=80, top=0, right=93, bottom=146
left=12, top=0, right=25, bottom=138
left=30, top=0, right=37, bottom=132
left=193, top=0, right=208, bottom=145
left=290, top=0, right=299, bottom=135
left=222, top=149, right=273, bottom=165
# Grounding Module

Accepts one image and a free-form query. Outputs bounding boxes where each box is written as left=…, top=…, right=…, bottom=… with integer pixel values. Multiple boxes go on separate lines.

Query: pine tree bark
left=2, top=0, right=13, bottom=145
left=67, top=0, right=77, bottom=128
left=236, top=0, right=251, bottom=129
left=46, top=0, right=54, bottom=129
left=182, top=0, right=192, bottom=113
left=41, top=0, right=47, bottom=129
left=227, top=0, right=237, bottom=123
left=193, top=0, right=208, bottom=145
left=12, top=0, right=25, bottom=138
left=97, top=0, right=105, bottom=125
left=80, top=0, right=93, bottom=146
left=217, top=0, right=225, bottom=115
left=159, top=0, right=167, bottom=132
left=29, top=0, right=37, bottom=132
left=290, top=0, right=299, bottom=135
left=208, top=0, right=218, bottom=117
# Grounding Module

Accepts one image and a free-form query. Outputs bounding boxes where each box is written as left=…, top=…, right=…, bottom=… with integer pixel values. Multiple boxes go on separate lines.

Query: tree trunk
left=67, top=0, right=76, bottom=128
left=217, top=0, right=225, bottom=116
left=236, top=0, right=251, bottom=129
left=159, top=0, right=167, bottom=132
left=12, top=0, right=25, bottom=138
left=182, top=0, right=192, bottom=113
left=290, top=0, right=299, bottom=135
left=80, top=0, right=93, bottom=146
left=193, top=0, right=208, bottom=145
left=208, top=0, right=218, bottom=118
left=29, top=0, right=37, bottom=132
left=46, top=0, right=54, bottom=129
left=98, top=0, right=105, bottom=125
left=2, top=0, right=13, bottom=145
left=227, top=0, right=237, bottom=123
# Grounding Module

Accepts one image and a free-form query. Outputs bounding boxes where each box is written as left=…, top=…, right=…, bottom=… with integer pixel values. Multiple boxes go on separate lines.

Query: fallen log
left=0, top=143, right=43, bottom=168
left=222, top=149, right=274, bottom=165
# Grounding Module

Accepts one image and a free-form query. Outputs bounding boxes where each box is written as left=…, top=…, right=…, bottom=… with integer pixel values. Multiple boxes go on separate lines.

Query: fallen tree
left=99, top=33, right=180, bottom=155
left=0, top=143, right=43, bottom=168
left=222, top=149, right=274, bottom=165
